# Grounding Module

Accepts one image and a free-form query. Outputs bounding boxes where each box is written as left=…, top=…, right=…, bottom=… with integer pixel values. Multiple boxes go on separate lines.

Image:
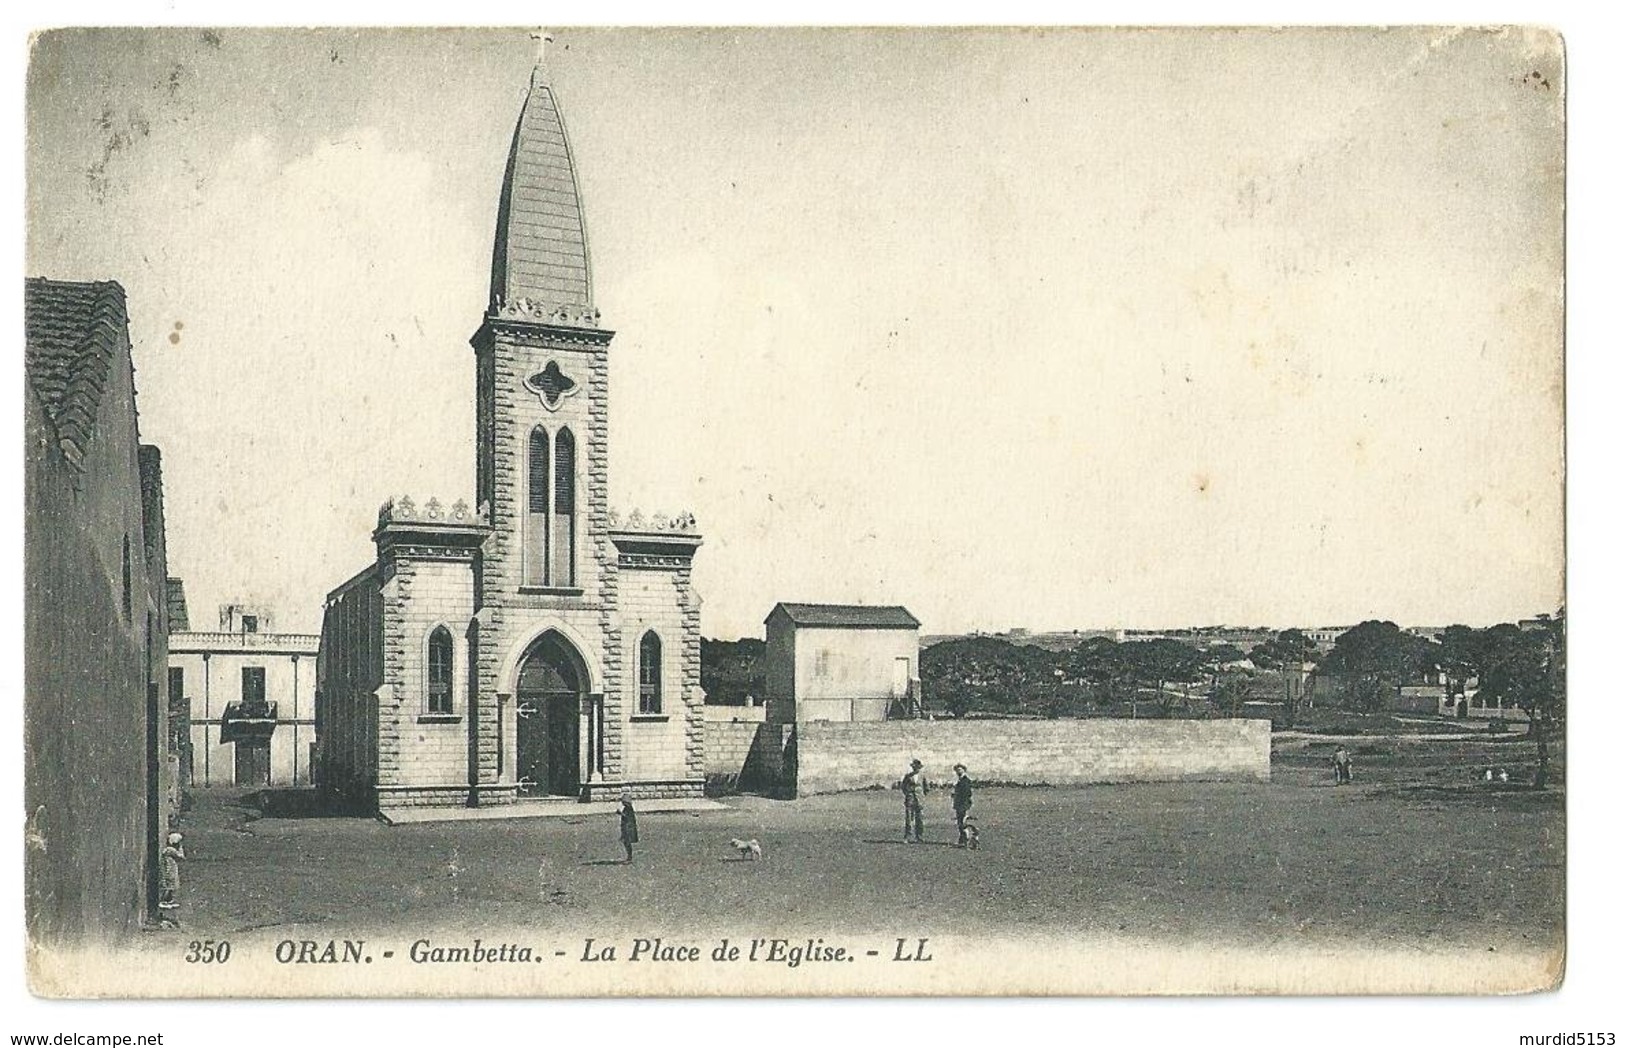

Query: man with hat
left=951, top=764, right=975, bottom=847
left=901, top=759, right=928, bottom=843
left=618, top=792, right=640, bottom=864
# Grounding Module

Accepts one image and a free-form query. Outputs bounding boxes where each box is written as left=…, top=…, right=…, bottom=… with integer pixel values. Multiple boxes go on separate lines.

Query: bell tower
left=468, top=38, right=617, bottom=796
left=473, top=35, right=612, bottom=603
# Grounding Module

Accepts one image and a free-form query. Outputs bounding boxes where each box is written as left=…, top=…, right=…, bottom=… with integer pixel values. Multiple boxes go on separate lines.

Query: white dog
left=729, top=837, right=763, bottom=861
left=962, top=819, right=981, bottom=851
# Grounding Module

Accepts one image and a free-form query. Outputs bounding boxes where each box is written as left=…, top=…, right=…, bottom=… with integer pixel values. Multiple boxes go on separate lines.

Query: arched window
left=638, top=631, right=662, bottom=715
left=525, top=426, right=550, bottom=586
left=427, top=627, right=454, bottom=715
left=552, top=427, right=577, bottom=586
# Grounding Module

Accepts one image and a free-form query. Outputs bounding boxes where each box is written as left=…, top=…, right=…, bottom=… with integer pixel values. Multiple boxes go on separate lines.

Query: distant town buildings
left=763, top=603, right=922, bottom=724
left=937, top=624, right=1358, bottom=654
left=169, top=605, right=320, bottom=787
left=25, top=277, right=176, bottom=943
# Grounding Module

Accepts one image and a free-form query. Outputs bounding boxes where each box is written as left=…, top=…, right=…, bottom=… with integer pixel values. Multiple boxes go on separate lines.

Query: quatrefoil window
left=525, top=360, right=579, bottom=410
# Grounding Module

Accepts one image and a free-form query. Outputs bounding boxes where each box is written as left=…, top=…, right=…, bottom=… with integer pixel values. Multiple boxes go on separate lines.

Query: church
left=316, top=47, right=705, bottom=813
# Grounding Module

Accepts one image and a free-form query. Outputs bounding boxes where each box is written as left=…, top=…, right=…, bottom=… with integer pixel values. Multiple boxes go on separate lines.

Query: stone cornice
left=374, top=519, right=490, bottom=560
left=617, top=552, right=694, bottom=571
left=472, top=316, right=616, bottom=351
left=610, top=529, right=703, bottom=568
left=380, top=542, right=480, bottom=564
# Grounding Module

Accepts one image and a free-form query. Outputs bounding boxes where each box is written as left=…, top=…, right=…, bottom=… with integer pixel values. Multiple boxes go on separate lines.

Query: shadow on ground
left=244, top=787, right=368, bottom=819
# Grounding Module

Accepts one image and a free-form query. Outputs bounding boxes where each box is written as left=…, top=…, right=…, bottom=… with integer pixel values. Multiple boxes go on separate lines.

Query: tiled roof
left=489, top=62, right=592, bottom=313
left=166, top=578, right=190, bottom=632
left=769, top=603, right=921, bottom=629
left=25, top=277, right=130, bottom=471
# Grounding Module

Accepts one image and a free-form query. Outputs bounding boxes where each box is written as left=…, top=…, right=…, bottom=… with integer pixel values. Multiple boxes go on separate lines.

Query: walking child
left=158, top=831, right=185, bottom=925
left=618, top=795, right=639, bottom=864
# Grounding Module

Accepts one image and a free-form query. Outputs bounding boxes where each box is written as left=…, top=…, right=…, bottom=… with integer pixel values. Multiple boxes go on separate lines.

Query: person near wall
left=951, top=764, right=974, bottom=846
left=618, top=795, right=640, bottom=864
left=158, top=831, right=185, bottom=926
left=902, top=759, right=928, bottom=843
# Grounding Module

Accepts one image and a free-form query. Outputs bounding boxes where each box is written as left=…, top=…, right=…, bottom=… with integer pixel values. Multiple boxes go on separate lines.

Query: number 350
left=185, top=939, right=231, bottom=963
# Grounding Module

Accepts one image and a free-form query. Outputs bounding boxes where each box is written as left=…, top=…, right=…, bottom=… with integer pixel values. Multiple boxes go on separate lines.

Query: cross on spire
left=529, top=29, right=554, bottom=87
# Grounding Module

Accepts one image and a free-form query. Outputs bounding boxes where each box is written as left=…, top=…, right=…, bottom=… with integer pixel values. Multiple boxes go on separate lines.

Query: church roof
left=768, top=603, right=922, bottom=630
left=489, top=56, right=593, bottom=316
left=24, top=277, right=130, bottom=471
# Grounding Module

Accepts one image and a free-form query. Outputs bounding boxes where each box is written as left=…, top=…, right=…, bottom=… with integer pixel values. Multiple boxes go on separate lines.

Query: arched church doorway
left=515, top=633, right=583, bottom=797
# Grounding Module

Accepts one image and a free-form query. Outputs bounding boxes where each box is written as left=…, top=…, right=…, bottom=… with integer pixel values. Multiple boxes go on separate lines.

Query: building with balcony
left=169, top=605, right=319, bottom=787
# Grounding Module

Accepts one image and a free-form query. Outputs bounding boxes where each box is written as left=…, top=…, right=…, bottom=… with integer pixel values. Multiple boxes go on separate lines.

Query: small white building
left=169, top=605, right=319, bottom=787
left=763, top=603, right=922, bottom=725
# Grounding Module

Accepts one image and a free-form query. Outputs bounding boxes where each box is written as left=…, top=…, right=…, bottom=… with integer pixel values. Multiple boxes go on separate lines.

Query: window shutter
left=554, top=428, right=575, bottom=515
left=528, top=427, right=550, bottom=513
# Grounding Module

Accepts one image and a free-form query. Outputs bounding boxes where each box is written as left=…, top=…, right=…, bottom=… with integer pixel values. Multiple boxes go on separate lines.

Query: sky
left=24, top=27, right=1565, bottom=638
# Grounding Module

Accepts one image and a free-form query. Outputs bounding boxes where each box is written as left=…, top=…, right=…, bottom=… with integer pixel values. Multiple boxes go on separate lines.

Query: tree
left=1477, top=611, right=1564, bottom=787
left=1437, top=624, right=1484, bottom=714
left=1317, top=621, right=1432, bottom=715
left=1249, top=629, right=1315, bottom=727
left=921, top=636, right=1049, bottom=717
left=1066, top=637, right=1134, bottom=711
left=1210, top=673, right=1252, bottom=718
left=1119, top=638, right=1207, bottom=716
left=700, top=638, right=766, bottom=706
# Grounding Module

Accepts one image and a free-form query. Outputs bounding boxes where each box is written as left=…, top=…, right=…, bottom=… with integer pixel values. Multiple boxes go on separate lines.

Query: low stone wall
left=798, top=697, right=892, bottom=722
left=583, top=779, right=704, bottom=801
left=705, top=721, right=792, bottom=792
left=792, top=718, right=1270, bottom=796
left=703, top=704, right=766, bottom=723
left=706, top=722, right=759, bottom=776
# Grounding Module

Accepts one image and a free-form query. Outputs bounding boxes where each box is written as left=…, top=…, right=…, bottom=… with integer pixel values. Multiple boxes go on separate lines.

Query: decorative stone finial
left=609, top=508, right=699, bottom=533
left=379, top=495, right=487, bottom=527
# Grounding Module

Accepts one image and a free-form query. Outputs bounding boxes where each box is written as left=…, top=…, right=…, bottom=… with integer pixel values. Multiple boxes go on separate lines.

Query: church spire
left=489, top=31, right=595, bottom=323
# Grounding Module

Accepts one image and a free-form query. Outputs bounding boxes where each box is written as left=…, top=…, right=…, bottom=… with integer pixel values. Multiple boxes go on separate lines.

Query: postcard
left=23, top=25, right=1564, bottom=997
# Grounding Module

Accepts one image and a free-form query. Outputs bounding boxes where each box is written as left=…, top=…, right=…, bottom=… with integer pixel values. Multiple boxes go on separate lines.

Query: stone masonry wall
left=382, top=554, right=477, bottom=794
left=25, top=355, right=166, bottom=945
left=704, top=721, right=790, bottom=792
left=616, top=567, right=700, bottom=785
left=316, top=570, right=381, bottom=808
left=793, top=719, right=1271, bottom=796
left=706, top=721, right=757, bottom=778
left=476, top=323, right=613, bottom=796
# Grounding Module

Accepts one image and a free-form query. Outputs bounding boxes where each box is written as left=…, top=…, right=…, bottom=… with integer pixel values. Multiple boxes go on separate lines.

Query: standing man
left=618, top=794, right=640, bottom=864
left=902, top=759, right=928, bottom=843
left=951, top=764, right=974, bottom=847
